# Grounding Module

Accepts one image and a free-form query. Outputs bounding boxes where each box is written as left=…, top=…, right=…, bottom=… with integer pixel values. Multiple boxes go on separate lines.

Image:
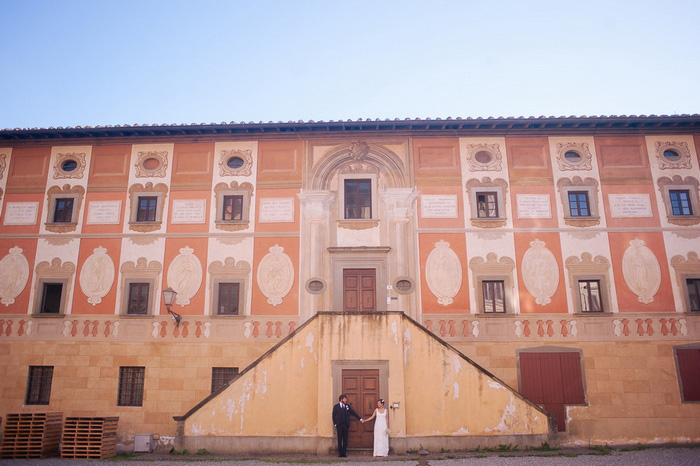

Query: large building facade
left=0, top=115, right=698, bottom=453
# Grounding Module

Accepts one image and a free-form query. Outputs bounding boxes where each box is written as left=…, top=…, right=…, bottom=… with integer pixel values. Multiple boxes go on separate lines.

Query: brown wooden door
left=342, top=369, right=379, bottom=448
left=343, top=269, right=376, bottom=312
left=519, top=352, right=585, bottom=431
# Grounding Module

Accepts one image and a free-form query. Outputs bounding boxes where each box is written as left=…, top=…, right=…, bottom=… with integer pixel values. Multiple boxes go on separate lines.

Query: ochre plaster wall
left=180, top=313, right=550, bottom=453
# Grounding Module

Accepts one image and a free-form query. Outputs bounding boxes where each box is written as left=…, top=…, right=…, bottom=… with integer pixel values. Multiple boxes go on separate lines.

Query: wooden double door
left=343, top=269, right=376, bottom=312
left=342, top=369, right=379, bottom=448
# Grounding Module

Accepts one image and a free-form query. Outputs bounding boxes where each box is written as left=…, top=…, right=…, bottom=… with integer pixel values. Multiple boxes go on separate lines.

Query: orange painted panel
left=88, top=145, right=130, bottom=189
left=166, top=191, right=210, bottom=234
left=162, top=238, right=209, bottom=316
left=608, top=232, right=674, bottom=313
left=254, top=188, right=301, bottom=232
left=251, top=237, right=299, bottom=316
left=514, top=232, right=567, bottom=314
left=171, top=143, right=214, bottom=188
left=6, top=146, right=50, bottom=190
left=72, top=238, right=122, bottom=315
left=510, top=185, right=558, bottom=229
left=0, top=193, right=44, bottom=234
left=412, top=138, right=461, bottom=179
left=595, top=136, right=651, bottom=182
left=0, top=238, right=38, bottom=315
left=257, top=140, right=303, bottom=183
left=601, top=184, right=660, bottom=229
left=506, top=137, right=552, bottom=184
left=81, top=191, right=127, bottom=234
left=416, top=185, right=465, bottom=229
left=418, top=233, right=470, bottom=314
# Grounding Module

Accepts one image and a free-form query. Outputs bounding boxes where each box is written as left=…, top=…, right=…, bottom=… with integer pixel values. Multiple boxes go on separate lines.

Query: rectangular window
left=222, top=195, right=244, bottom=221
left=211, top=367, right=239, bottom=393
left=670, top=190, right=693, bottom=216
left=578, top=280, right=603, bottom=313
left=687, top=279, right=700, bottom=312
left=53, top=198, right=74, bottom=223
left=127, top=282, right=150, bottom=315
left=217, top=282, right=240, bottom=315
left=482, top=280, right=506, bottom=313
left=136, top=196, right=158, bottom=222
left=519, top=352, right=585, bottom=431
left=477, top=192, right=499, bottom=218
left=118, top=366, right=145, bottom=406
left=568, top=192, right=590, bottom=217
left=344, top=179, right=372, bottom=219
left=25, top=366, right=54, bottom=405
left=676, top=348, right=700, bottom=402
left=39, top=283, right=63, bottom=314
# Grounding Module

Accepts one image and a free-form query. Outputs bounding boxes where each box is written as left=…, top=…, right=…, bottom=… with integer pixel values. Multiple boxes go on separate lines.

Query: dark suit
left=332, top=402, right=361, bottom=457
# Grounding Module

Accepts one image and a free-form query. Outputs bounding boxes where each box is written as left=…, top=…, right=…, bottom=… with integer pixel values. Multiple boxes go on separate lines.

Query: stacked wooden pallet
left=61, top=417, right=119, bottom=459
left=0, top=412, right=63, bottom=459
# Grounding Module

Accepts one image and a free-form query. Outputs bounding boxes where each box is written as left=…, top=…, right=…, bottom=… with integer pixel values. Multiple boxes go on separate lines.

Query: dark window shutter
left=677, top=349, right=700, bottom=402
left=560, top=352, right=586, bottom=404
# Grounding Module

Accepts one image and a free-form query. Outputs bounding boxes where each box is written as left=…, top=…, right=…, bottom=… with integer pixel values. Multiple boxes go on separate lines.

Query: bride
left=362, top=399, right=389, bottom=456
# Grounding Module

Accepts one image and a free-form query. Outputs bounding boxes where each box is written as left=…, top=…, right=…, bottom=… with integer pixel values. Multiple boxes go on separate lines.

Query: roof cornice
left=1, top=114, right=699, bottom=145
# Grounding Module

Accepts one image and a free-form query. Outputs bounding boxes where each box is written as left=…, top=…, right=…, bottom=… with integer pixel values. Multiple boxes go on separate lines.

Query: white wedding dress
left=373, top=408, right=389, bottom=456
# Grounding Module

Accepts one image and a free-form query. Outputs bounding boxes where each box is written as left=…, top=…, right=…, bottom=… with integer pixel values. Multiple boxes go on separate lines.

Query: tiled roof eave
left=1, top=115, right=699, bottom=143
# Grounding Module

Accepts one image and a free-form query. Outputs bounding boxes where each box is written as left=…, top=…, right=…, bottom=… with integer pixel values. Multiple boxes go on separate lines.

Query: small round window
left=663, top=149, right=681, bottom=162
left=393, top=277, right=414, bottom=294
left=306, top=278, right=326, bottom=295
left=227, top=156, right=245, bottom=169
left=564, top=151, right=583, bottom=164
left=474, top=150, right=493, bottom=165
left=61, top=159, right=78, bottom=172
left=142, top=157, right=160, bottom=170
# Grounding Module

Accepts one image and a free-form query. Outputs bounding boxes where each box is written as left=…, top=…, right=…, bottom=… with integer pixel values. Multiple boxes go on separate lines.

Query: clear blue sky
left=1, top=0, right=698, bottom=129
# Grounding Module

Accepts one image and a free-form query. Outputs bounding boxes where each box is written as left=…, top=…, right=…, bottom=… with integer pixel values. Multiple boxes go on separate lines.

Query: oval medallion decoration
left=425, top=240, right=462, bottom=306
left=257, top=244, right=294, bottom=306
left=622, top=239, right=661, bottom=304
left=79, top=246, right=115, bottom=305
left=167, top=246, right=203, bottom=306
left=522, top=239, right=559, bottom=305
left=0, top=247, right=30, bottom=306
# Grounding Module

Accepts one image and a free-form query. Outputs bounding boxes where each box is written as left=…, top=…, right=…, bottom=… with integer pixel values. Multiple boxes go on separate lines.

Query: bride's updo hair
left=378, top=399, right=385, bottom=405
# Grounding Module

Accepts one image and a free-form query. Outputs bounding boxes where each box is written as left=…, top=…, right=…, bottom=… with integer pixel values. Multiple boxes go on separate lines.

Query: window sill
left=470, top=218, right=506, bottom=229
left=479, top=312, right=514, bottom=318
left=338, top=219, right=379, bottom=230
left=120, top=314, right=153, bottom=319
left=210, top=313, right=244, bottom=318
left=128, top=221, right=162, bottom=233
left=215, top=220, right=250, bottom=232
left=563, top=216, right=600, bottom=227
left=667, top=215, right=700, bottom=226
left=574, top=311, right=614, bottom=317
left=44, top=222, right=78, bottom=233
left=32, top=313, right=65, bottom=318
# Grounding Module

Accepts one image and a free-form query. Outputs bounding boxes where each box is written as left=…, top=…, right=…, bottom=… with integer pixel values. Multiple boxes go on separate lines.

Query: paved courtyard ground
left=0, top=445, right=699, bottom=465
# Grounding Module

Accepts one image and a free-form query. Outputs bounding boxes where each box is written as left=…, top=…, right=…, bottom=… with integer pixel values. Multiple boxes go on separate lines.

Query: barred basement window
left=25, top=366, right=54, bottom=405
left=211, top=367, right=239, bottom=393
left=118, top=366, right=145, bottom=406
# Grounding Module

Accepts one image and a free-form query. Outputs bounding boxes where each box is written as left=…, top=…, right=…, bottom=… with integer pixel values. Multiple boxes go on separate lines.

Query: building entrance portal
left=342, top=369, right=379, bottom=448
left=343, top=269, right=376, bottom=312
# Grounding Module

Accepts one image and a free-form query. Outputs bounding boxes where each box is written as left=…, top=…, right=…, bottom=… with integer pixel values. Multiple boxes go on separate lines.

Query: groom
left=332, top=394, right=363, bottom=457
